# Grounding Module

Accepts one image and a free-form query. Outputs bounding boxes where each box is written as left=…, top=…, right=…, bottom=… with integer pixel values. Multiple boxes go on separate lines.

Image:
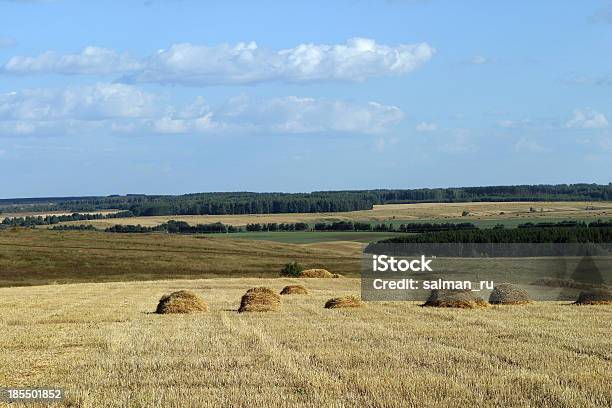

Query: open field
left=0, top=278, right=610, bottom=407
left=54, top=201, right=612, bottom=229
left=213, top=231, right=406, bottom=244
left=0, top=230, right=359, bottom=287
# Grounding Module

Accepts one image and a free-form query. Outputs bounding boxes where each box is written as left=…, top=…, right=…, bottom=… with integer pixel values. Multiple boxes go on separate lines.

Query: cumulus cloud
left=415, top=121, right=437, bottom=132
left=153, top=95, right=404, bottom=134
left=2, top=38, right=435, bottom=85
left=0, top=83, right=158, bottom=121
left=2, top=46, right=142, bottom=75
left=0, top=85, right=404, bottom=136
left=565, top=109, right=609, bottom=129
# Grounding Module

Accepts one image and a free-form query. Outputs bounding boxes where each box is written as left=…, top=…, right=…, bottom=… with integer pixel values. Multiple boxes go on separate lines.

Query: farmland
left=0, top=278, right=610, bottom=407
left=1, top=201, right=611, bottom=407
left=0, top=229, right=360, bottom=287
left=53, top=201, right=612, bottom=229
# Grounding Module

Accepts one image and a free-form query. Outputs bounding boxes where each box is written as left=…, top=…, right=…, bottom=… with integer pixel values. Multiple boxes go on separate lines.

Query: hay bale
left=280, top=285, right=309, bottom=295
left=299, top=268, right=334, bottom=278
left=422, top=289, right=488, bottom=309
left=324, top=295, right=364, bottom=309
left=239, top=287, right=281, bottom=312
left=574, top=289, right=612, bottom=305
left=489, top=283, right=532, bottom=305
left=156, top=290, right=208, bottom=314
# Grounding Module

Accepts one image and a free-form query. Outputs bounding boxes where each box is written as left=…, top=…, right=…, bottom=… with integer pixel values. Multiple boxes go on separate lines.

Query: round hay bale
left=574, top=289, right=612, bottom=305
left=299, top=268, right=334, bottom=278
left=239, top=287, right=281, bottom=312
left=422, top=289, right=488, bottom=309
left=489, top=283, right=532, bottom=305
left=280, top=285, right=309, bottom=295
left=324, top=295, right=364, bottom=309
left=156, top=290, right=208, bottom=314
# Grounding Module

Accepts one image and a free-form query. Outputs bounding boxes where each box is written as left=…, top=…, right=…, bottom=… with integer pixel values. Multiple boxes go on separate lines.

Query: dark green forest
left=1, top=183, right=610, bottom=216
left=380, top=225, right=612, bottom=243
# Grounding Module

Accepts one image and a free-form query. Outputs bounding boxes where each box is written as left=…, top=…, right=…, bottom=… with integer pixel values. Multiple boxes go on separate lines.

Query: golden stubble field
left=1, top=278, right=610, bottom=407
left=55, top=201, right=612, bottom=228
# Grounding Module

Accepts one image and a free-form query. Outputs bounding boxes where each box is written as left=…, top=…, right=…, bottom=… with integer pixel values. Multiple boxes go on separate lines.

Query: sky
left=0, top=0, right=611, bottom=198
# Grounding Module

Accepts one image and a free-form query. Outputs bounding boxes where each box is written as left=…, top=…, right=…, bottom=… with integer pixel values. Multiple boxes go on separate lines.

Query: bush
left=280, top=262, right=304, bottom=277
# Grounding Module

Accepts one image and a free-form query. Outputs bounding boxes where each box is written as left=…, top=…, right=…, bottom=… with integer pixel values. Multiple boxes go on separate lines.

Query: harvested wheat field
left=0, top=278, right=611, bottom=407
left=280, top=285, right=309, bottom=295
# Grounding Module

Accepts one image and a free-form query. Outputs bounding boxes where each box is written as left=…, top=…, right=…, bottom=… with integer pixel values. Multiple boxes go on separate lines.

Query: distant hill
left=1, top=183, right=611, bottom=216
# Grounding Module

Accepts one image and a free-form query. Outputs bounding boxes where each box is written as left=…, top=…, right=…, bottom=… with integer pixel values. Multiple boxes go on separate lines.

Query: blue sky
left=0, top=0, right=611, bottom=198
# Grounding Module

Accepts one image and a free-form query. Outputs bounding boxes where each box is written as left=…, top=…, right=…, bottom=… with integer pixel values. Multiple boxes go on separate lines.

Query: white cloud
left=515, top=137, right=548, bottom=153
left=3, top=46, right=142, bottom=75
left=497, top=118, right=531, bottom=128
left=2, top=38, right=435, bottom=85
left=565, top=109, right=608, bottom=129
left=415, top=121, right=437, bottom=132
left=154, top=96, right=404, bottom=134
left=466, top=55, right=492, bottom=65
left=130, top=38, right=434, bottom=85
left=0, top=83, right=158, bottom=121
left=0, top=85, right=404, bottom=136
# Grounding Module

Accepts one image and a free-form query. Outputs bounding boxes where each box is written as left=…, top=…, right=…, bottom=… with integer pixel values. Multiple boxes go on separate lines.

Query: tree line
left=313, top=221, right=476, bottom=232
left=1, top=183, right=610, bottom=215
left=103, top=221, right=482, bottom=234
left=246, top=223, right=309, bottom=232
left=517, top=220, right=612, bottom=229
left=105, top=220, right=242, bottom=234
left=2, top=211, right=134, bottom=227
left=380, top=226, right=612, bottom=244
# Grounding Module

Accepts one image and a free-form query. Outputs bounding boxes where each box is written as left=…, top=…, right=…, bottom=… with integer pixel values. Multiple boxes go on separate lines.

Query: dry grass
left=324, top=295, right=364, bottom=309
left=0, top=229, right=359, bottom=287
left=489, top=283, right=532, bottom=305
left=238, top=287, right=281, bottom=313
left=574, top=289, right=612, bottom=305
left=0, top=278, right=611, bottom=407
left=156, top=290, right=208, bottom=314
left=55, top=201, right=612, bottom=228
left=423, top=289, right=489, bottom=309
left=280, top=285, right=309, bottom=295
